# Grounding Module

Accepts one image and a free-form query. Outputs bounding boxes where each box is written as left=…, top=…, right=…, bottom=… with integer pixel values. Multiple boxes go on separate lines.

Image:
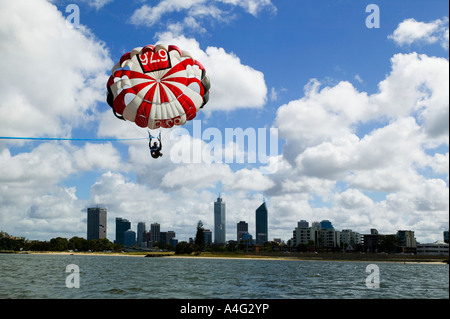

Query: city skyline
left=83, top=199, right=448, bottom=247
left=0, top=1, right=447, bottom=246
left=2, top=202, right=447, bottom=247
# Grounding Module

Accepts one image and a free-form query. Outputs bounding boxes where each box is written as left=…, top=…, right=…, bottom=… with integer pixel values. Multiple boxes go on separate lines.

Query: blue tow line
left=0, top=136, right=148, bottom=141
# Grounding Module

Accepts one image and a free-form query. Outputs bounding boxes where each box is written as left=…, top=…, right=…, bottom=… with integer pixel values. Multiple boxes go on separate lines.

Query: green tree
left=194, top=220, right=205, bottom=252
left=68, top=236, right=89, bottom=251
left=50, top=237, right=69, bottom=251
left=379, top=235, right=398, bottom=253
left=175, top=241, right=193, bottom=254
left=226, top=241, right=237, bottom=252
left=0, top=237, right=25, bottom=251
left=98, top=238, right=114, bottom=251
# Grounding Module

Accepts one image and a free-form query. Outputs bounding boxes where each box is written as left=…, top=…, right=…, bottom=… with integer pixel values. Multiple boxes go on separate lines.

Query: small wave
left=103, top=288, right=126, bottom=294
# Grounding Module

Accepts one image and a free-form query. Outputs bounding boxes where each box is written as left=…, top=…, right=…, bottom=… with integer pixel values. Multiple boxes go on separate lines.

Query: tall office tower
left=150, top=223, right=160, bottom=246
left=115, top=217, right=131, bottom=245
left=87, top=207, right=107, bottom=241
left=123, top=229, right=136, bottom=247
left=137, top=222, right=146, bottom=247
left=203, top=229, right=212, bottom=246
left=237, top=221, right=248, bottom=241
left=166, top=231, right=176, bottom=246
left=214, top=196, right=226, bottom=244
left=255, top=202, right=268, bottom=245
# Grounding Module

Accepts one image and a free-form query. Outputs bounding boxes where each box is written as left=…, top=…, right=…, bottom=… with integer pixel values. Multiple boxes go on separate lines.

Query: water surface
left=0, top=254, right=448, bottom=299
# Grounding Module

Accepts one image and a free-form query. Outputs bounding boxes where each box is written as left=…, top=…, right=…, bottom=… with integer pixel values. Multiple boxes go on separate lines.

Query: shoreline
left=8, top=250, right=448, bottom=264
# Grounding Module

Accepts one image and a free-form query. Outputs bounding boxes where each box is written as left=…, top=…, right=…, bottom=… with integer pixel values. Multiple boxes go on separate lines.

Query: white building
left=341, top=229, right=362, bottom=247
left=417, top=241, right=449, bottom=255
left=291, top=220, right=341, bottom=248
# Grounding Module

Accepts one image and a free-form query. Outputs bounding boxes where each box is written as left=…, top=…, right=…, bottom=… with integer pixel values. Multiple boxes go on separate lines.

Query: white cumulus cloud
left=388, top=17, right=449, bottom=49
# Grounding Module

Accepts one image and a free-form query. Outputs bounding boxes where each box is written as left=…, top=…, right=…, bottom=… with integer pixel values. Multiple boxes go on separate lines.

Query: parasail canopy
left=106, top=44, right=210, bottom=129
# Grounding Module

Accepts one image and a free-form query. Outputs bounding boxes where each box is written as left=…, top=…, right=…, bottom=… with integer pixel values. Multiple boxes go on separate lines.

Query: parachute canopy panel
left=107, top=44, right=210, bottom=129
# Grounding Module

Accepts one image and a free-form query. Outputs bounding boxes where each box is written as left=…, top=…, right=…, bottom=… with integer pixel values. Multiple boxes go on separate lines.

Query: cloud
left=0, top=142, right=124, bottom=192
left=0, top=141, right=125, bottom=240
left=0, top=0, right=112, bottom=139
left=275, top=79, right=372, bottom=163
left=219, top=0, right=276, bottom=16
left=130, top=0, right=276, bottom=34
left=130, top=0, right=205, bottom=27
left=148, top=33, right=267, bottom=113
left=388, top=17, right=449, bottom=49
left=271, top=51, right=448, bottom=241
left=373, top=53, right=449, bottom=139
left=82, top=0, right=113, bottom=10
left=276, top=53, right=448, bottom=167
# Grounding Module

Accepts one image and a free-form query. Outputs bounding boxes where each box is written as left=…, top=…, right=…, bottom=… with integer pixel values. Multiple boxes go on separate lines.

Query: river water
left=0, top=254, right=448, bottom=299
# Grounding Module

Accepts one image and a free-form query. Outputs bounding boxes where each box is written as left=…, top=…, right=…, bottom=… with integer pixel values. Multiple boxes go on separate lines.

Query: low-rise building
left=417, top=241, right=449, bottom=255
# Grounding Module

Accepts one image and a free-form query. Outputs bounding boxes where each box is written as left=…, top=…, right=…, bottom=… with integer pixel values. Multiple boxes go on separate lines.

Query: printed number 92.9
left=140, top=49, right=168, bottom=65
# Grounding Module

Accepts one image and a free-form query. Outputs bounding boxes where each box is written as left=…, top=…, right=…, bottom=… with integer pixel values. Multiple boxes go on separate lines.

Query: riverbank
left=169, top=252, right=449, bottom=264
left=6, top=250, right=448, bottom=264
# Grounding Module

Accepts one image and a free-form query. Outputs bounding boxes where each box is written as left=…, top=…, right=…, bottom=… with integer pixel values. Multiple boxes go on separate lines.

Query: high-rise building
left=151, top=223, right=160, bottom=246
left=397, top=230, right=417, bottom=248
left=203, top=229, right=212, bottom=246
left=137, top=222, right=146, bottom=247
left=115, top=217, right=131, bottom=245
left=123, top=229, right=136, bottom=247
left=237, top=221, right=248, bottom=242
left=87, top=207, right=107, bottom=241
left=340, top=229, right=362, bottom=247
left=166, top=230, right=176, bottom=247
left=255, top=202, right=268, bottom=245
left=214, top=196, right=226, bottom=244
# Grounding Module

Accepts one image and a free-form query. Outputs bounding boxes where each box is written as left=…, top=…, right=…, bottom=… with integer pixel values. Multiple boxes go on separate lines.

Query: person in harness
left=149, top=132, right=162, bottom=158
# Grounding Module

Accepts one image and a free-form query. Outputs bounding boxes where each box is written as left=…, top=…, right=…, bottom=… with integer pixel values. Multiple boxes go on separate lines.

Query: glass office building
left=87, top=207, right=107, bottom=241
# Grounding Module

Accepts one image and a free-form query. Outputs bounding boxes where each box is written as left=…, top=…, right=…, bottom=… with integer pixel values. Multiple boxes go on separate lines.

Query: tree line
left=0, top=235, right=123, bottom=252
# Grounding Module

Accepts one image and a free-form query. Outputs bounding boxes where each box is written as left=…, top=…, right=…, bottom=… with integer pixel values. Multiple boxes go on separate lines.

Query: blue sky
left=0, top=0, right=448, bottom=244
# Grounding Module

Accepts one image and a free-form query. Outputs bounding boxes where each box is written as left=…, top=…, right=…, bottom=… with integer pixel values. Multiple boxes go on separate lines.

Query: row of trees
left=0, top=235, right=123, bottom=252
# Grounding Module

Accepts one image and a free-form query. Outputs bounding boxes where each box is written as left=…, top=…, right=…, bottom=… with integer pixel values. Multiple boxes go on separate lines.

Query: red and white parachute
left=107, top=44, right=210, bottom=129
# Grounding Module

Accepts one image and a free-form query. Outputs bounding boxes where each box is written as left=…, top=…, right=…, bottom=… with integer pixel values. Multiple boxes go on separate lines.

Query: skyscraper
left=255, top=202, right=268, bottom=245
left=115, top=217, right=131, bottom=245
left=87, top=207, right=107, bottom=241
left=137, top=222, right=146, bottom=247
left=237, top=221, right=248, bottom=242
left=151, top=223, right=160, bottom=246
left=203, top=229, right=212, bottom=246
left=123, top=229, right=136, bottom=247
left=214, top=196, right=226, bottom=244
